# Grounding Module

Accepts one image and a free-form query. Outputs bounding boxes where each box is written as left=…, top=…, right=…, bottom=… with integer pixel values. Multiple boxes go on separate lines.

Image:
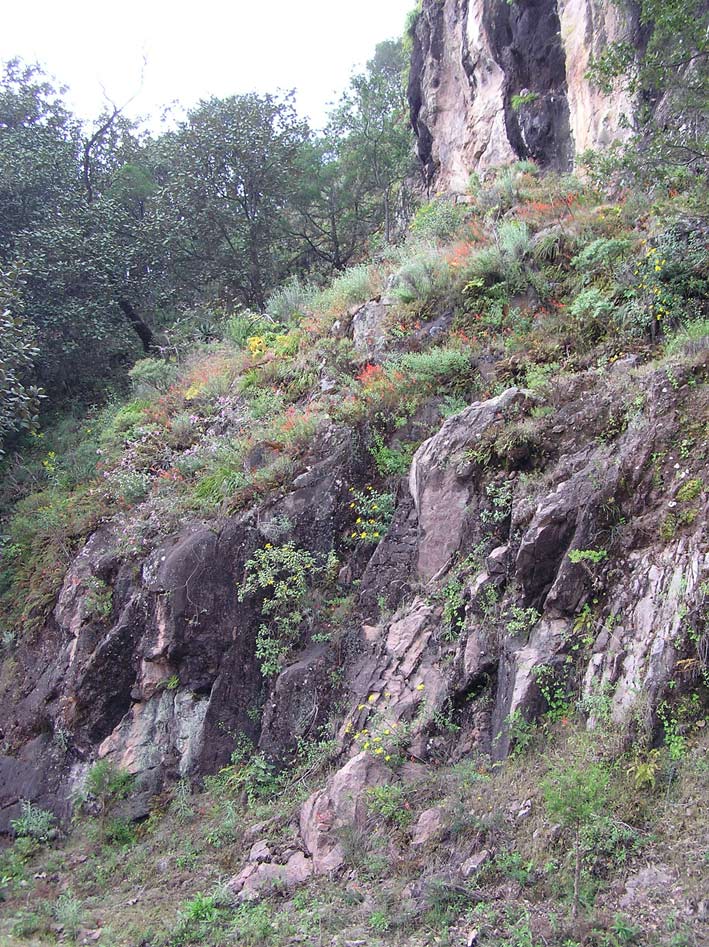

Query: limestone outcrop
left=408, top=0, right=643, bottom=190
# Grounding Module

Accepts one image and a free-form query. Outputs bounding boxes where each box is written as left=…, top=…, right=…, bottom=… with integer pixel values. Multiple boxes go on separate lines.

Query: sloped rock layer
left=1, top=361, right=707, bottom=845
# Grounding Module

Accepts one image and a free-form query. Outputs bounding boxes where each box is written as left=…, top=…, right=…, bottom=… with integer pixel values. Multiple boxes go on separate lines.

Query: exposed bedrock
left=408, top=0, right=643, bottom=191
left=1, top=369, right=707, bottom=843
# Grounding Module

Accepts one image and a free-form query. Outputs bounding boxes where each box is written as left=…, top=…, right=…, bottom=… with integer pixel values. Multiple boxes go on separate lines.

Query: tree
left=157, top=92, right=310, bottom=310
left=288, top=134, right=372, bottom=273
left=0, top=61, right=162, bottom=398
left=0, top=264, right=42, bottom=456
left=331, top=40, right=414, bottom=244
left=587, top=0, right=708, bottom=179
left=543, top=759, right=610, bottom=918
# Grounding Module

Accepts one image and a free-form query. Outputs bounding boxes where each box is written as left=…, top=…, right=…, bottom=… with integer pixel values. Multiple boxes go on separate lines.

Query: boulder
left=229, top=851, right=313, bottom=901
left=411, top=806, right=445, bottom=846
left=300, top=752, right=391, bottom=873
left=410, top=388, right=526, bottom=581
left=351, top=300, right=391, bottom=359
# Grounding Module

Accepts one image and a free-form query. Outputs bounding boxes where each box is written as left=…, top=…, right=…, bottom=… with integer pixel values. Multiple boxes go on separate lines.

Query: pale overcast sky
left=1, top=0, right=415, bottom=129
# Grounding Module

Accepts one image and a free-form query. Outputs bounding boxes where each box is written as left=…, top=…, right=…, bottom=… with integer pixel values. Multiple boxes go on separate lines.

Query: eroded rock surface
left=408, top=0, right=643, bottom=189
left=1, top=365, right=707, bottom=839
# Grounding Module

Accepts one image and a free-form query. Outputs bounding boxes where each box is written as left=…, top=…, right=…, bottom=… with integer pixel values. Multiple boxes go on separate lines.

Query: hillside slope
left=1, top=162, right=708, bottom=945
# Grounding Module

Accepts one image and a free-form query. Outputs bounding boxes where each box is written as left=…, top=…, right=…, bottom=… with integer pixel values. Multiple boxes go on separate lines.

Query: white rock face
left=409, top=0, right=641, bottom=191
left=557, top=0, right=638, bottom=155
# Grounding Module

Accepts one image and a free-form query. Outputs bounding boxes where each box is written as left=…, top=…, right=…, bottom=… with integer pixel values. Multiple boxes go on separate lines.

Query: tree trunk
left=117, top=297, right=153, bottom=352
left=383, top=189, right=392, bottom=244
left=573, top=826, right=582, bottom=918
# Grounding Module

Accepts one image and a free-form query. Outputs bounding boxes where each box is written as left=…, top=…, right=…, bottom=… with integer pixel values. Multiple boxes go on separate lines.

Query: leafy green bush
left=366, top=783, right=413, bottom=827
left=571, top=237, right=633, bottom=282
left=410, top=199, right=468, bottom=242
left=128, top=357, right=178, bottom=396
left=10, top=800, right=57, bottom=844
left=238, top=542, right=319, bottom=675
left=390, top=346, right=473, bottom=392
left=347, top=486, right=395, bottom=543
left=0, top=267, right=43, bottom=457
left=568, top=288, right=615, bottom=341
left=103, top=816, right=137, bottom=846
left=83, top=760, right=135, bottom=816
left=369, top=430, right=415, bottom=477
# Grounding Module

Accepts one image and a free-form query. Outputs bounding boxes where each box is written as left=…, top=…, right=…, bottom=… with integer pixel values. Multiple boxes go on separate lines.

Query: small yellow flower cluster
left=344, top=691, right=410, bottom=765
left=247, top=335, right=267, bottom=357
left=634, top=246, right=673, bottom=323
left=346, top=485, right=394, bottom=545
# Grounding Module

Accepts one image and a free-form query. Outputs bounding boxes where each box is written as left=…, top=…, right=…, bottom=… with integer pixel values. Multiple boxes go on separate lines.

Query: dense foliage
left=0, top=41, right=412, bottom=450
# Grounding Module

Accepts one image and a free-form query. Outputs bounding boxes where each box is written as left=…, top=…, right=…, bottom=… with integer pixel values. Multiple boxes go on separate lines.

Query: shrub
left=568, top=287, right=615, bottom=342
left=104, top=469, right=151, bottom=505
left=182, top=893, right=218, bottom=923
left=232, top=902, right=280, bottom=945
left=246, top=387, right=286, bottom=421
left=497, top=219, right=532, bottom=264
left=318, top=264, right=378, bottom=311
left=193, top=466, right=248, bottom=508
left=128, top=357, right=178, bottom=396
left=103, top=816, right=137, bottom=846
left=224, top=310, right=270, bottom=348
left=390, top=346, right=473, bottom=393
left=369, top=430, right=416, bottom=477
left=54, top=892, right=82, bottom=940
left=475, top=166, right=521, bottom=217
left=663, top=316, right=709, bottom=356
left=10, top=800, right=57, bottom=844
left=543, top=759, right=610, bottom=917
left=411, top=199, right=468, bottom=242
left=390, top=246, right=454, bottom=309
left=83, top=760, right=134, bottom=816
left=571, top=237, right=633, bottom=282
left=346, top=487, right=395, bottom=543
left=265, top=275, right=318, bottom=322
left=83, top=576, right=113, bottom=623
left=511, top=91, right=540, bottom=111
left=238, top=542, right=319, bottom=675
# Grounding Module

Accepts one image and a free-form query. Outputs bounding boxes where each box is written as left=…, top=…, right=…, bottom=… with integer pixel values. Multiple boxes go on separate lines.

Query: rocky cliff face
left=2, top=339, right=707, bottom=838
left=408, top=0, right=643, bottom=190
